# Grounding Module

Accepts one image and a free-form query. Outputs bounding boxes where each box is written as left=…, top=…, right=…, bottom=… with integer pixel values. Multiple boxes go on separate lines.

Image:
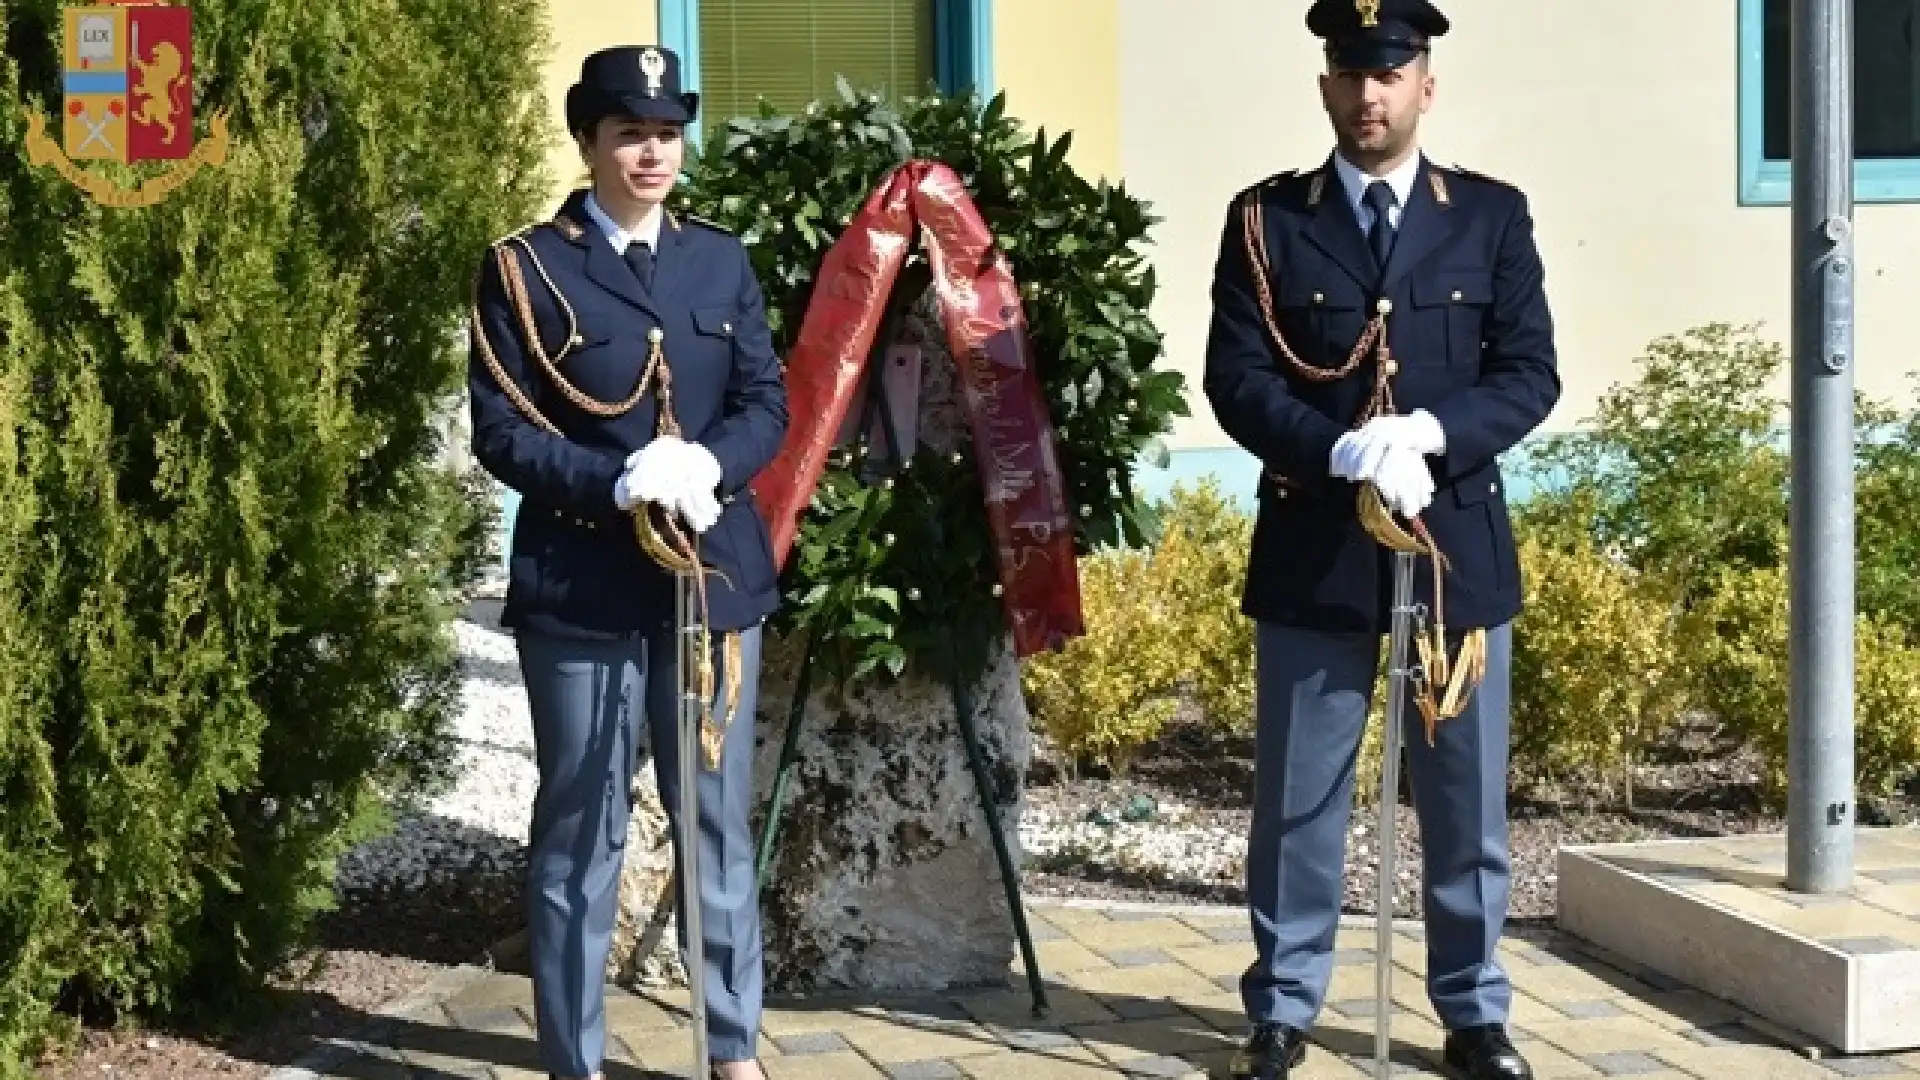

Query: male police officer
left=467, top=44, right=786, bottom=1080
left=1202, top=2, right=1559, bottom=1078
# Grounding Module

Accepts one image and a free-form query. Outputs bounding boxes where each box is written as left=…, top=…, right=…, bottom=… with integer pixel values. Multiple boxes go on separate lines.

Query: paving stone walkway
left=285, top=899, right=1920, bottom=1080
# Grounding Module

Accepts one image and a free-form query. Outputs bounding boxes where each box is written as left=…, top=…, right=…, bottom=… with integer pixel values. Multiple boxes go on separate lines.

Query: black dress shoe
left=1226, top=1023, right=1308, bottom=1079
left=1443, top=1024, right=1534, bottom=1080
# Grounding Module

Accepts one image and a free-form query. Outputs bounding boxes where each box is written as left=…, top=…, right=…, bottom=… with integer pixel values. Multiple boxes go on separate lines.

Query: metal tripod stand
left=751, top=292, right=1050, bottom=1018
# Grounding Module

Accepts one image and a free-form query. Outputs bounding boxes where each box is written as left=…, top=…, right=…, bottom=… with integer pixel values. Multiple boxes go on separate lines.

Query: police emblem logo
left=22, top=0, right=231, bottom=207
left=1356, top=0, right=1381, bottom=26
left=639, top=46, right=666, bottom=98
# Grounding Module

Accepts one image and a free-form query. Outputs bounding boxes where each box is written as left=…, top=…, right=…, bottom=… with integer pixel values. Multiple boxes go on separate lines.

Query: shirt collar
left=583, top=191, right=664, bottom=252
left=1331, top=150, right=1421, bottom=215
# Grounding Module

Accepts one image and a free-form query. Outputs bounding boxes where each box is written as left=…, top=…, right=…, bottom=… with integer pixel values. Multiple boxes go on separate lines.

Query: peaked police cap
left=566, top=45, right=700, bottom=134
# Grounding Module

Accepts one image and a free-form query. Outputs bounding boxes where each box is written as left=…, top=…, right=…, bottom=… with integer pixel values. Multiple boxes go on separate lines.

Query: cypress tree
left=0, top=0, right=551, bottom=1066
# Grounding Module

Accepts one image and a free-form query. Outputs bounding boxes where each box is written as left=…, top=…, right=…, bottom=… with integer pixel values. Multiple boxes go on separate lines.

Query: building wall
left=535, top=1, right=1122, bottom=193
left=993, top=0, right=1122, bottom=181
left=535, top=0, right=660, bottom=210
left=1119, top=0, right=1920, bottom=470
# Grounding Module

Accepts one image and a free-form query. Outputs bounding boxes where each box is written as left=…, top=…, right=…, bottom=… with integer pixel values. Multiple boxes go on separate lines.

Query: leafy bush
left=677, top=82, right=1186, bottom=687
left=1516, top=321, right=1920, bottom=807
left=1508, top=489, right=1687, bottom=807
left=1023, top=480, right=1248, bottom=771
left=2, top=0, right=539, bottom=1066
left=1146, top=480, right=1256, bottom=735
left=1021, top=544, right=1180, bottom=773
left=1678, top=564, right=1920, bottom=801
left=1517, top=322, right=1789, bottom=602
left=1855, top=378, right=1920, bottom=644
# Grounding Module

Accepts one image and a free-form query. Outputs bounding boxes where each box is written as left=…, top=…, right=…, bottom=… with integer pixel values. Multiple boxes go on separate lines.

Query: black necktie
left=624, top=240, right=655, bottom=291
left=1363, top=180, right=1397, bottom=270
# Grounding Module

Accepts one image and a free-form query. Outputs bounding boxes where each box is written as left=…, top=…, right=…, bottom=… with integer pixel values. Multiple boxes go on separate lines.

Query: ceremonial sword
left=674, top=565, right=711, bottom=1079
left=1373, top=548, right=1417, bottom=1080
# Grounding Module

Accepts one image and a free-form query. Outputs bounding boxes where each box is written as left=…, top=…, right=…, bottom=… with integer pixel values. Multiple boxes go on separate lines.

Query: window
left=660, top=0, right=992, bottom=142
left=700, top=1, right=933, bottom=121
left=1741, top=0, right=1920, bottom=203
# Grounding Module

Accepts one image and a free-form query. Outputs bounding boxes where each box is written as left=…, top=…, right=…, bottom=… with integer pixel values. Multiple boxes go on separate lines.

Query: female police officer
left=466, top=43, right=786, bottom=1080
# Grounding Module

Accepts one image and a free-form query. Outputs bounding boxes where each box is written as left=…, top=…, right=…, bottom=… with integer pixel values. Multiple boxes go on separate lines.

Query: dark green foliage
left=676, top=77, right=1186, bottom=686
left=1513, top=321, right=1920, bottom=638
left=1513, top=323, right=1790, bottom=600
left=0, top=0, right=548, bottom=1067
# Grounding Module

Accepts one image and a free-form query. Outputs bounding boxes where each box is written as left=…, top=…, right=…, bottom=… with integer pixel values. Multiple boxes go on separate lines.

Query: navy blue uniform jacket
left=468, top=189, right=789, bottom=639
left=1203, top=155, right=1560, bottom=635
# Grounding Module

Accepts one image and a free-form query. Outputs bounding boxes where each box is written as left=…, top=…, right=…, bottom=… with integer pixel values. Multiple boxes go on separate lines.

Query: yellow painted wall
left=533, top=1, right=1122, bottom=196
left=992, top=0, right=1121, bottom=181
left=1120, top=0, right=1920, bottom=450
left=535, top=0, right=659, bottom=211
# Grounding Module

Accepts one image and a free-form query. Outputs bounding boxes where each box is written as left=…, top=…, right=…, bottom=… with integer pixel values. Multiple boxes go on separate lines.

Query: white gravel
left=331, top=593, right=1295, bottom=907
left=1020, top=794, right=1247, bottom=885
left=333, top=594, right=541, bottom=898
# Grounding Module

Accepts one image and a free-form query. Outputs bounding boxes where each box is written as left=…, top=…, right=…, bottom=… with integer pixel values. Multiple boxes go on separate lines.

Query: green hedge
left=1, top=0, right=547, bottom=1067
left=1026, top=324, right=1920, bottom=810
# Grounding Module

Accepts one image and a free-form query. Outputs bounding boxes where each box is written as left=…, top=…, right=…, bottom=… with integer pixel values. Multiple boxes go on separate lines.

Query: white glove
left=678, top=484, right=722, bottom=534
left=682, top=441, right=721, bottom=490
left=1385, top=409, right=1446, bottom=455
left=613, top=468, right=641, bottom=510
left=664, top=440, right=722, bottom=533
left=1330, top=430, right=1367, bottom=481
left=1372, top=445, right=1435, bottom=520
left=1331, top=410, right=1446, bottom=484
left=617, top=437, right=686, bottom=509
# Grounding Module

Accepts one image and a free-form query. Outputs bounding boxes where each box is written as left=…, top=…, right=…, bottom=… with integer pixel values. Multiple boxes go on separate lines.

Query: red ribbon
left=747, top=161, right=1084, bottom=659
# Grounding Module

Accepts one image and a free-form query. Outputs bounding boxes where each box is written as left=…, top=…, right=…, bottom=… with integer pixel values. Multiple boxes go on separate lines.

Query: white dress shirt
left=583, top=191, right=664, bottom=255
left=1331, top=150, right=1420, bottom=235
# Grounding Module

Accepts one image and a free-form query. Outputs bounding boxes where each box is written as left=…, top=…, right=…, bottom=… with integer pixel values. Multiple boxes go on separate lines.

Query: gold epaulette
left=486, top=222, right=540, bottom=249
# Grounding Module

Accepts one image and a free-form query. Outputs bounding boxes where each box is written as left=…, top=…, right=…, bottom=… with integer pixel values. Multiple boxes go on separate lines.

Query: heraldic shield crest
left=23, top=0, right=231, bottom=207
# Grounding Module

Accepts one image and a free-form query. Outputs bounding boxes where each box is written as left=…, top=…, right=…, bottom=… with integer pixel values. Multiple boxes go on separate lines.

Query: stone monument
left=608, top=288, right=1033, bottom=995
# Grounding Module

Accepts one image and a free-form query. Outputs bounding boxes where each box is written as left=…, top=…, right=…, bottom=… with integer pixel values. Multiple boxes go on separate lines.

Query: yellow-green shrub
left=1023, top=480, right=1252, bottom=770
left=1021, top=543, right=1183, bottom=773
left=1679, top=564, right=1920, bottom=803
left=1508, top=517, right=1688, bottom=808
left=1152, top=480, right=1257, bottom=735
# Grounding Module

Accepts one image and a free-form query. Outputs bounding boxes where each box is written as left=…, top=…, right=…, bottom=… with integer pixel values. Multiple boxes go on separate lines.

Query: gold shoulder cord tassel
left=1238, top=195, right=1486, bottom=746
left=472, top=234, right=744, bottom=768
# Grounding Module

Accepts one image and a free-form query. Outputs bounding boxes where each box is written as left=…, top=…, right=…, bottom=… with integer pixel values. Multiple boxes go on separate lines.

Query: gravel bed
left=1018, top=719, right=1920, bottom=921
left=333, top=597, right=536, bottom=900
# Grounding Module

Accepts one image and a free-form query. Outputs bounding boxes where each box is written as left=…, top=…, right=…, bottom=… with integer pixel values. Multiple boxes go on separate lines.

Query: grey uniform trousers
left=517, top=625, right=765, bottom=1076
left=1240, top=620, right=1515, bottom=1032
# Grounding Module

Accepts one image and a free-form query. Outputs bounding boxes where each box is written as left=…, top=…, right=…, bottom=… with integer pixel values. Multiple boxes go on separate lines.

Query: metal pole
left=1374, top=550, right=1415, bottom=1080
left=1787, top=0, right=1856, bottom=894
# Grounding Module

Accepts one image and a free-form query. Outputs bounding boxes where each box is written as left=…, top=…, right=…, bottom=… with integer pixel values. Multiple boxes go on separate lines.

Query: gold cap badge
left=1357, top=0, right=1380, bottom=27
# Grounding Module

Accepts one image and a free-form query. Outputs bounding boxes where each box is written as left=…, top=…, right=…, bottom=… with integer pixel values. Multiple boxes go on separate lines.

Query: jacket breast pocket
left=691, top=306, right=738, bottom=349
left=552, top=328, right=643, bottom=406
left=1275, top=279, right=1367, bottom=371
left=1410, top=269, right=1493, bottom=368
